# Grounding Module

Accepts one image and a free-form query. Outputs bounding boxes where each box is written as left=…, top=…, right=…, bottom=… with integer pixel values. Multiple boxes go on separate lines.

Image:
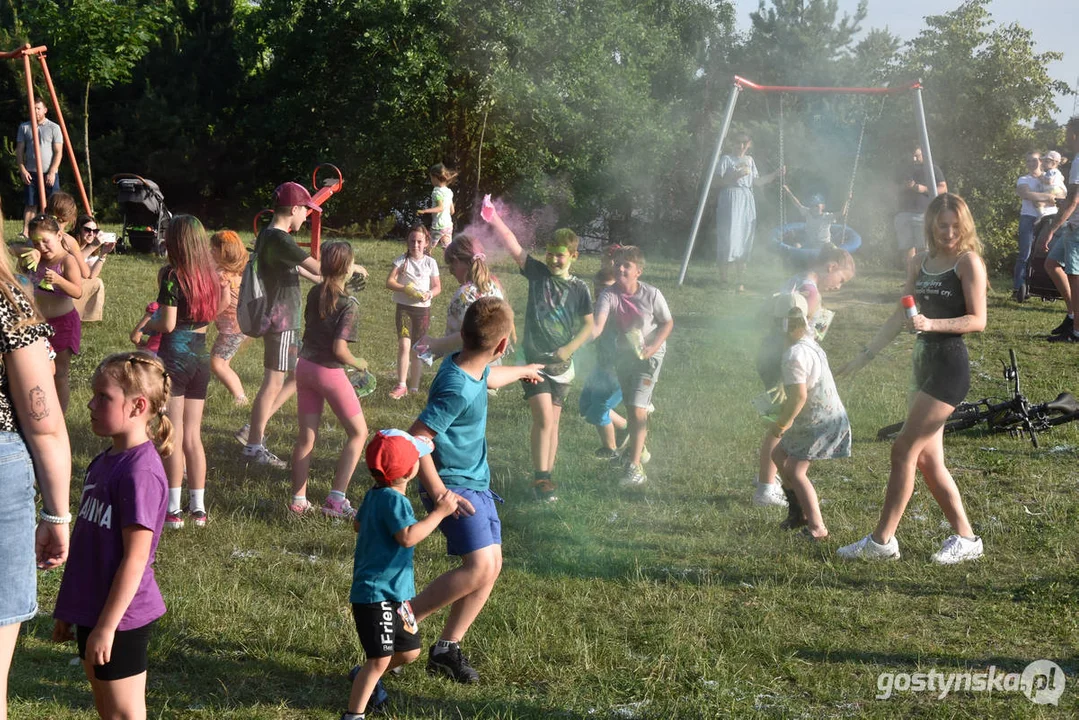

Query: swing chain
left=778, top=94, right=786, bottom=233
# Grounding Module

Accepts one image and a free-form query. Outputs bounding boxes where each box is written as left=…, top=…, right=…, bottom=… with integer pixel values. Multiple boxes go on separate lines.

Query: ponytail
left=444, top=235, right=494, bottom=294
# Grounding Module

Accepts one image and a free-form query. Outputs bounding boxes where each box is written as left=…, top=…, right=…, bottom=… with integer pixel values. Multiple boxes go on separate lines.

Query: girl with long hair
left=209, top=230, right=250, bottom=404
left=385, top=224, right=440, bottom=398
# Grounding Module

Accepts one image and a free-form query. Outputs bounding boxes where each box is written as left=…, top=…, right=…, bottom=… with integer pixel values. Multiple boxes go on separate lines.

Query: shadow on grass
left=792, top=647, right=1072, bottom=674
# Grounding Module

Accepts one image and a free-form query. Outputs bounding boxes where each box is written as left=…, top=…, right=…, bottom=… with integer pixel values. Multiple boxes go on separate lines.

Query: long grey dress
left=715, top=154, right=758, bottom=263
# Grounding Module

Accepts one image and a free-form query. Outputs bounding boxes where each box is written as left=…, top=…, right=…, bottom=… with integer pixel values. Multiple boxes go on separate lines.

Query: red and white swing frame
left=678, top=75, right=938, bottom=285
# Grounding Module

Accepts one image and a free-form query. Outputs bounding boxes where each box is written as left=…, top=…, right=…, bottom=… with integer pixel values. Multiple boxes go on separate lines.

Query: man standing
left=16, top=99, right=63, bottom=237
left=894, top=143, right=947, bottom=268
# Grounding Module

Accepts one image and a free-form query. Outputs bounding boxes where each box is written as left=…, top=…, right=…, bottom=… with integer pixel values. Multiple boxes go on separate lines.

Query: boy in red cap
left=342, top=429, right=458, bottom=720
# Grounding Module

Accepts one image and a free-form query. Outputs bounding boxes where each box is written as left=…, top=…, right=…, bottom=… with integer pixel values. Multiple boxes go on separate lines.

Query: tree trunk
left=83, top=80, right=93, bottom=210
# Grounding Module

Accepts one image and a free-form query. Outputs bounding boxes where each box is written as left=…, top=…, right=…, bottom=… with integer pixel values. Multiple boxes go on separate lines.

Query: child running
left=592, top=246, right=674, bottom=487
left=578, top=266, right=627, bottom=459
left=416, top=163, right=457, bottom=247
left=342, top=429, right=459, bottom=720
left=386, top=225, right=440, bottom=399
left=209, top=230, right=250, bottom=404
left=769, top=292, right=851, bottom=540
left=753, top=246, right=854, bottom=507
left=52, top=351, right=171, bottom=720
left=289, top=242, right=370, bottom=518
left=487, top=208, right=593, bottom=502
left=408, top=297, right=543, bottom=683
left=151, top=215, right=221, bottom=529
left=25, top=213, right=82, bottom=412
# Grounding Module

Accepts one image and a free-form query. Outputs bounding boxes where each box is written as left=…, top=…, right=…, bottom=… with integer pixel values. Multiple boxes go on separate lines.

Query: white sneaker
left=752, top=481, right=788, bottom=508
left=931, top=535, right=983, bottom=565
left=243, top=444, right=287, bottom=469
left=620, top=463, right=647, bottom=487
left=837, top=533, right=901, bottom=561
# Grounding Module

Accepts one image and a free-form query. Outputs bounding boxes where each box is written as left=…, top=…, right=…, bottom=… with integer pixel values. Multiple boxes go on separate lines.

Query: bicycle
left=876, top=349, right=1079, bottom=448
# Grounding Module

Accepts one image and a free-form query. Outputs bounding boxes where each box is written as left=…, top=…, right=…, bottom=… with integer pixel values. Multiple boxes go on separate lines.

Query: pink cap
left=900, top=295, right=916, bottom=309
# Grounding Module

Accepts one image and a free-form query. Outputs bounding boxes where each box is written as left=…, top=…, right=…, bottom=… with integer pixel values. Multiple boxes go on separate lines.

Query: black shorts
left=521, top=359, right=572, bottom=406
left=264, top=329, right=300, bottom=373
left=913, top=335, right=970, bottom=407
left=77, top=620, right=155, bottom=681
left=352, top=600, right=421, bottom=659
left=159, top=330, right=211, bottom=399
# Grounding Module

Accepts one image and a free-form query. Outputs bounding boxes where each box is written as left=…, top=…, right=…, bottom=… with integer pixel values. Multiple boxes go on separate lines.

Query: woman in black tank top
left=836, top=194, right=988, bottom=565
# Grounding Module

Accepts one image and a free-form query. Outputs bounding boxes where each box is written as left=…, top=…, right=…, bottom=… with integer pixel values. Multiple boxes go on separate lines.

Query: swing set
left=677, top=75, right=940, bottom=285
left=0, top=44, right=91, bottom=215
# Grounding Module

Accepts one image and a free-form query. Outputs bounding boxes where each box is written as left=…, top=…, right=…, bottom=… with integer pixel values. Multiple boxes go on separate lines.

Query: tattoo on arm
left=29, top=385, right=49, bottom=421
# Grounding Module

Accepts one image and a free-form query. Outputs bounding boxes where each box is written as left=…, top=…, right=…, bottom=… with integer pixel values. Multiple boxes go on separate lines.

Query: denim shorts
left=420, top=487, right=502, bottom=556
left=1046, top=226, right=1079, bottom=275
left=0, top=432, right=38, bottom=626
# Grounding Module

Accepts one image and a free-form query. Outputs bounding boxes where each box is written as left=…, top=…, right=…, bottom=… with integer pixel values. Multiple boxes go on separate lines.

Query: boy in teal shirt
left=407, top=297, right=543, bottom=683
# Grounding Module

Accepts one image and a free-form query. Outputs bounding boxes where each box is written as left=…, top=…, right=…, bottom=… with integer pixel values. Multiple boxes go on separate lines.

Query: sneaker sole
left=426, top=662, right=479, bottom=684
left=164, top=520, right=184, bottom=529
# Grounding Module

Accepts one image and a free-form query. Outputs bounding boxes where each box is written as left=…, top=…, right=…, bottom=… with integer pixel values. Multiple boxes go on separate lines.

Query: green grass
left=5, top=220, right=1078, bottom=718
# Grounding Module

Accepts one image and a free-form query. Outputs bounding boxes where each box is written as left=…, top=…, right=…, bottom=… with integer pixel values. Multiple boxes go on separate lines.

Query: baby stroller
left=112, top=174, right=171, bottom=253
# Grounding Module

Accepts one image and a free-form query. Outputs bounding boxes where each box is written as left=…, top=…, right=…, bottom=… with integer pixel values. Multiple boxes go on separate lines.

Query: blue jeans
left=0, top=432, right=38, bottom=626
left=1014, top=214, right=1037, bottom=290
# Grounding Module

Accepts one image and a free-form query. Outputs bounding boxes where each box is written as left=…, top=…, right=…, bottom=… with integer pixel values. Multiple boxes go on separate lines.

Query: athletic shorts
left=420, top=487, right=502, bottom=556
left=578, top=368, right=622, bottom=426
left=522, top=359, right=572, bottom=406
left=617, top=354, right=664, bottom=409
left=1046, top=226, right=1079, bottom=275
left=77, top=620, right=155, bottom=681
left=263, top=329, right=299, bottom=373
left=159, top=330, right=210, bottom=399
left=211, top=331, right=245, bottom=361
left=295, top=357, right=362, bottom=420
left=46, top=308, right=81, bottom=354
left=351, top=600, right=421, bottom=659
left=395, top=304, right=431, bottom=340
left=912, top=335, right=970, bottom=407
left=894, top=212, right=925, bottom=251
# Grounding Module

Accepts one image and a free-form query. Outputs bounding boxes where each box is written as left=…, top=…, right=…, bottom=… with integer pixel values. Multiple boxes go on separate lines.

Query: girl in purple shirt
left=53, top=351, right=172, bottom=719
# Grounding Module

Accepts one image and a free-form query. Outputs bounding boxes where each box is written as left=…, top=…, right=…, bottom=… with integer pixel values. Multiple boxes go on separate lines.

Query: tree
left=28, top=0, right=170, bottom=208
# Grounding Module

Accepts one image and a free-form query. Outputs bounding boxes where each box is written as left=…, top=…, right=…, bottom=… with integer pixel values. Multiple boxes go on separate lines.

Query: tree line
left=0, top=0, right=1069, bottom=267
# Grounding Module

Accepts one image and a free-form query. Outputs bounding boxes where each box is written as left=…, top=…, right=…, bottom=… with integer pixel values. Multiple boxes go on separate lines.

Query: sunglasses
left=83, top=227, right=100, bottom=234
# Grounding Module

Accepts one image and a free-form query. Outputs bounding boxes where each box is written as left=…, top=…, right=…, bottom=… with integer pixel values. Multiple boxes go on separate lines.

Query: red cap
left=366, top=430, right=433, bottom=485
left=900, top=295, right=916, bottom=309
left=272, top=182, right=322, bottom=213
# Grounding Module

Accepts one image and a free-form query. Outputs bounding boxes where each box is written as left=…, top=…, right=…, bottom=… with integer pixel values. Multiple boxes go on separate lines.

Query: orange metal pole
left=20, top=48, right=47, bottom=212
left=37, top=54, right=91, bottom=214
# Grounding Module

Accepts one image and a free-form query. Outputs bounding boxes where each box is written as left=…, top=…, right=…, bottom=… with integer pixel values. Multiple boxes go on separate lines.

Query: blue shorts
left=578, top=368, right=622, bottom=426
left=1046, top=226, right=1079, bottom=275
left=0, top=433, right=38, bottom=626
left=420, top=487, right=501, bottom=556
left=23, top=173, right=58, bottom=208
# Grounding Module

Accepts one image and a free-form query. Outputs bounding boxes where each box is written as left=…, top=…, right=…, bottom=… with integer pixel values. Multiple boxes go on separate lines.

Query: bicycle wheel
left=876, top=403, right=986, bottom=441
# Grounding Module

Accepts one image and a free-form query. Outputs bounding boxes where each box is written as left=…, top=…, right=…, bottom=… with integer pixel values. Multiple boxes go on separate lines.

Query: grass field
left=5, top=220, right=1077, bottom=718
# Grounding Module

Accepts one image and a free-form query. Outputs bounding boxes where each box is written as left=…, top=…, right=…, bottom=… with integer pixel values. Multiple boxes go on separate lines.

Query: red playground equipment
left=1, top=43, right=92, bottom=215
left=253, top=164, right=343, bottom=258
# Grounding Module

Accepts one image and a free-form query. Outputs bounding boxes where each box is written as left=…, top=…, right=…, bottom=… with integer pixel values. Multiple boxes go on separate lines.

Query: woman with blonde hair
left=837, top=193, right=987, bottom=564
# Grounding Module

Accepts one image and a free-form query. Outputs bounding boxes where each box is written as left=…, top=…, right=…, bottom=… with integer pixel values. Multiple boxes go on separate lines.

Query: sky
left=729, top=0, right=1078, bottom=124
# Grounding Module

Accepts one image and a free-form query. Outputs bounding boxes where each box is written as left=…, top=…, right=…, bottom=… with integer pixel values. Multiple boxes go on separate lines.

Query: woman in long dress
left=716, top=132, right=781, bottom=291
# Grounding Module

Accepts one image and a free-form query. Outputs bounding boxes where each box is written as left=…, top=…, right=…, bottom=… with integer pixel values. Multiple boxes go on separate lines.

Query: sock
left=533, top=470, right=551, bottom=482
left=189, top=489, right=205, bottom=513
left=327, top=490, right=346, bottom=502
left=168, top=487, right=182, bottom=514
left=292, top=494, right=307, bottom=507
left=431, top=639, right=457, bottom=656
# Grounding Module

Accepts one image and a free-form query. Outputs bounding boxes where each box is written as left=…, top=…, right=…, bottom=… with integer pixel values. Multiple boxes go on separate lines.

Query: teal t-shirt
left=350, top=487, right=417, bottom=604
left=417, top=354, right=490, bottom=492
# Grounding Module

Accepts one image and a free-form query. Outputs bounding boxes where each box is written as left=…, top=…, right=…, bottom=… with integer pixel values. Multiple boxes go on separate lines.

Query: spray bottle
left=901, top=295, right=919, bottom=334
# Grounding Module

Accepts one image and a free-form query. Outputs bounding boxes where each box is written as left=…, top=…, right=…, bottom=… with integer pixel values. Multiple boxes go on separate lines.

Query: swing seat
left=770, top=222, right=862, bottom=264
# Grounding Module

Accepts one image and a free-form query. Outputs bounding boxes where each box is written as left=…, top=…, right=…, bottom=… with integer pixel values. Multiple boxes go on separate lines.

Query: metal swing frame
left=677, top=75, right=937, bottom=285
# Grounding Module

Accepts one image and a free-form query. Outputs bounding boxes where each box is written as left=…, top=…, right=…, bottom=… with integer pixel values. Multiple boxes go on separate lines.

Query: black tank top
left=915, top=255, right=968, bottom=339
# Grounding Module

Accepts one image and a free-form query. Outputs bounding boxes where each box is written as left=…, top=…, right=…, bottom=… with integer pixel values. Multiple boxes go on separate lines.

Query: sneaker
left=615, top=443, right=650, bottom=464
left=931, top=534, right=983, bottom=565
left=389, top=384, right=408, bottom=400
left=243, top=444, right=287, bottom=469
left=620, top=463, right=647, bottom=487
left=189, top=509, right=208, bottom=527
left=322, top=496, right=357, bottom=519
left=753, top=480, right=788, bottom=508
left=1050, top=315, right=1074, bottom=336
left=347, top=666, right=389, bottom=709
left=594, top=447, right=619, bottom=461
left=288, top=499, right=315, bottom=516
left=1047, top=332, right=1079, bottom=343
left=164, top=509, right=184, bottom=530
left=426, top=643, right=479, bottom=683
left=234, top=423, right=250, bottom=445
left=532, top=478, right=558, bottom=503
left=837, top=533, right=901, bottom=561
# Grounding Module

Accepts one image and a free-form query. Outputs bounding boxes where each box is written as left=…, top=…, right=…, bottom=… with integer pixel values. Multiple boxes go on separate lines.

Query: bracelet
left=39, top=508, right=72, bottom=525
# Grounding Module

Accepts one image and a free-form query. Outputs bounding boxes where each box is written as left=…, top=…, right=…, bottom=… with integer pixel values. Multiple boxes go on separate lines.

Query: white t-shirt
left=1017, top=175, right=1047, bottom=218
left=594, top=281, right=672, bottom=360
left=782, top=337, right=823, bottom=389
left=391, top=254, right=439, bottom=307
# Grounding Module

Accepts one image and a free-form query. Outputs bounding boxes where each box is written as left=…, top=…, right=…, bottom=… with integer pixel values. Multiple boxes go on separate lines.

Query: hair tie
left=472, top=252, right=486, bottom=262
